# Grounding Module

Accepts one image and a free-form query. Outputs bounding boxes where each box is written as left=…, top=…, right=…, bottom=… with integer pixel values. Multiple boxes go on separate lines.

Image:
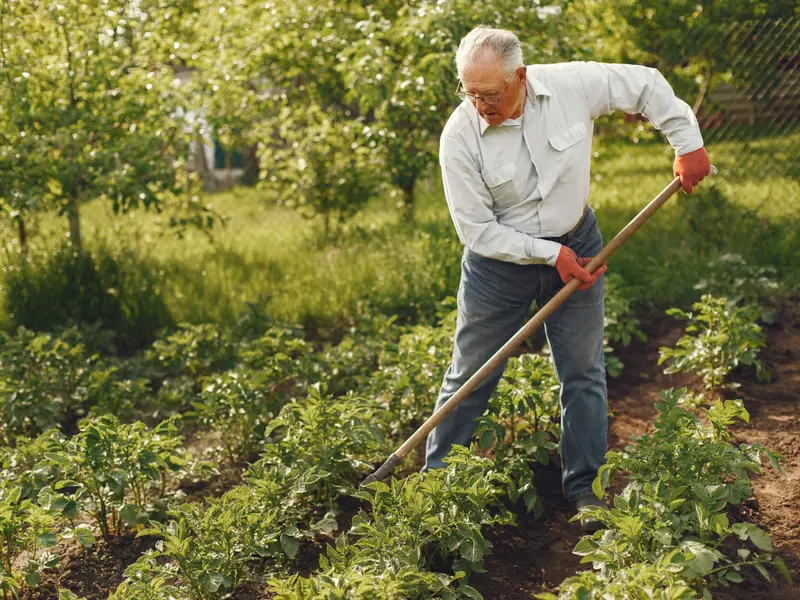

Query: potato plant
left=122, top=386, right=392, bottom=598
left=693, top=253, right=780, bottom=318
left=603, top=275, right=648, bottom=378
left=368, top=309, right=456, bottom=429
left=271, top=448, right=513, bottom=599
left=146, top=323, right=239, bottom=379
left=251, top=385, right=390, bottom=505
left=42, top=415, right=191, bottom=537
left=581, top=388, right=790, bottom=594
left=193, top=369, right=287, bottom=463
left=473, top=353, right=561, bottom=517
left=658, top=295, right=768, bottom=388
left=536, top=560, right=696, bottom=600
left=0, top=483, right=94, bottom=597
left=0, top=326, right=96, bottom=444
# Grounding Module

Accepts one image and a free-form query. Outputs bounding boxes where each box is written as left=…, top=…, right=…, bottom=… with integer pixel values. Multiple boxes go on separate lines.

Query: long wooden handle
left=362, top=174, right=690, bottom=486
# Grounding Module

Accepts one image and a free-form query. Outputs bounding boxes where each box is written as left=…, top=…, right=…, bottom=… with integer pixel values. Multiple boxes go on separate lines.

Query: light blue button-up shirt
left=439, top=61, right=705, bottom=266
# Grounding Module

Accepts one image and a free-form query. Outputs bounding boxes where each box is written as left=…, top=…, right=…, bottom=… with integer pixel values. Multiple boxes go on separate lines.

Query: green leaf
left=461, top=536, right=483, bottom=563
left=753, top=561, right=772, bottom=582
left=280, top=533, right=301, bottom=559
left=25, top=570, right=41, bottom=587
left=773, top=556, right=793, bottom=584
left=199, top=571, right=225, bottom=592
left=119, top=504, right=140, bottom=527
left=478, top=429, right=493, bottom=451
left=573, top=538, right=599, bottom=556
left=37, top=533, right=57, bottom=548
left=74, top=524, right=96, bottom=547
left=748, top=527, right=773, bottom=551
left=725, top=571, right=744, bottom=583
left=459, top=585, right=483, bottom=600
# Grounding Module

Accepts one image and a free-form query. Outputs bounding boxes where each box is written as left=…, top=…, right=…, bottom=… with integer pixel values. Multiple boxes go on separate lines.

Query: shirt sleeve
left=439, top=134, right=562, bottom=266
left=576, top=61, right=705, bottom=156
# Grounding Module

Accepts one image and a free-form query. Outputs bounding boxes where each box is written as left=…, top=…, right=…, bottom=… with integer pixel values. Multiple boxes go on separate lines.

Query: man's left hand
left=673, top=146, right=711, bottom=194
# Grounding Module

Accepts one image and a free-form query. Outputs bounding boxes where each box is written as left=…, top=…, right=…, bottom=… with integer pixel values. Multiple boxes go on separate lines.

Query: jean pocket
left=569, top=212, right=602, bottom=256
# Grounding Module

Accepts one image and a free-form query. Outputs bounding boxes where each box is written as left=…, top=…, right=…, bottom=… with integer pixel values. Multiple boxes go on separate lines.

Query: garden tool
left=362, top=166, right=718, bottom=486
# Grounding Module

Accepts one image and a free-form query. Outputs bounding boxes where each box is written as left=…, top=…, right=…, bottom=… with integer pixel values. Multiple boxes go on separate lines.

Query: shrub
left=1, top=242, right=172, bottom=350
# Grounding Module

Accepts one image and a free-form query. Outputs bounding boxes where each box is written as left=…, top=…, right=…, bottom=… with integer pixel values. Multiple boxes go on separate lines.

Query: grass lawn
left=2, top=132, right=798, bottom=335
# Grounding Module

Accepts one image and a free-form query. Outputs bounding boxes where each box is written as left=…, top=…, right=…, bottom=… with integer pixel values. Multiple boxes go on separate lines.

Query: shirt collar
left=476, top=72, right=552, bottom=136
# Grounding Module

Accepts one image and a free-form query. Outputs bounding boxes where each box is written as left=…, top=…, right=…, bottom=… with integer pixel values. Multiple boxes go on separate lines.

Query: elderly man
left=424, top=26, right=710, bottom=532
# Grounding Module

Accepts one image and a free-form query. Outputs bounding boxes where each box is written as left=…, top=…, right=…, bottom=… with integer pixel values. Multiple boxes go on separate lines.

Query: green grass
left=2, top=133, right=798, bottom=337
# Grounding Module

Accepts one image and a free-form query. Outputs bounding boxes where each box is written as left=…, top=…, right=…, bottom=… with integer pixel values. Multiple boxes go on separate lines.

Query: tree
left=0, top=0, right=206, bottom=251
left=338, top=0, right=567, bottom=220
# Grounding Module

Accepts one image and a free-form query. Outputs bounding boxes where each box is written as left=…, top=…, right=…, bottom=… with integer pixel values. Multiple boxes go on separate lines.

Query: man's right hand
left=555, top=246, right=607, bottom=290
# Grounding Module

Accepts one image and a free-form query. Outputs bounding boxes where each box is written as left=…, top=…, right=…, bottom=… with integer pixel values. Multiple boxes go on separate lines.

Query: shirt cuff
left=673, top=135, right=705, bottom=156
left=528, top=238, right=562, bottom=267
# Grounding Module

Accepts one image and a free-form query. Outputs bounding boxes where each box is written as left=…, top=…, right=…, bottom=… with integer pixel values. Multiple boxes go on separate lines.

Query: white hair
left=455, top=26, right=524, bottom=80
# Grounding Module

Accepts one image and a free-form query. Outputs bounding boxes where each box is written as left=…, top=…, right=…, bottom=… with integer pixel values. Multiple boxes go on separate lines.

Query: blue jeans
left=424, top=208, right=607, bottom=502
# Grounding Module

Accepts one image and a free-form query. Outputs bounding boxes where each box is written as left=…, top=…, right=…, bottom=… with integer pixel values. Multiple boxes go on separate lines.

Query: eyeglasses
left=455, top=71, right=518, bottom=106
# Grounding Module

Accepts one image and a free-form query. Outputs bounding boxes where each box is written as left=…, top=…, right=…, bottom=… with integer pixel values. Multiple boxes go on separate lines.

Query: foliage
left=40, top=415, right=191, bottom=537
left=537, top=560, right=698, bottom=600
left=261, top=106, right=383, bottom=241
left=585, top=388, right=789, bottom=593
left=659, top=294, right=768, bottom=388
left=250, top=384, right=390, bottom=505
left=270, top=563, right=475, bottom=600
left=603, top=274, right=647, bottom=378
left=0, top=485, right=59, bottom=592
left=1, top=242, right=173, bottom=348
left=310, top=315, right=400, bottom=396
left=147, top=323, right=239, bottom=379
left=474, top=353, right=561, bottom=517
left=594, top=388, right=784, bottom=502
left=194, top=369, right=288, bottom=463
left=338, top=0, right=565, bottom=218
left=0, top=326, right=95, bottom=444
left=368, top=304, right=456, bottom=429
left=693, top=253, right=780, bottom=321
left=0, top=0, right=210, bottom=249
left=130, top=471, right=319, bottom=600
left=563, top=0, right=799, bottom=115
left=271, top=448, right=514, bottom=599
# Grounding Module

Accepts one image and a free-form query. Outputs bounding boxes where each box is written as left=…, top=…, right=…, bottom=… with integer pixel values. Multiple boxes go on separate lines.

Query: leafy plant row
left=542, top=283, right=788, bottom=599
left=0, top=283, right=643, bottom=598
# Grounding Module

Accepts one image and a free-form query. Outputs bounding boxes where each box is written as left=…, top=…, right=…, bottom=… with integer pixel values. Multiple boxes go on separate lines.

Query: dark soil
left=26, top=298, right=800, bottom=599
left=20, top=533, right=157, bottom=600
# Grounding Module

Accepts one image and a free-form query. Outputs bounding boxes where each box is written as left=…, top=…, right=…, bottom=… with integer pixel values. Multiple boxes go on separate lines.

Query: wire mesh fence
left=695, top=17, right=800, bottom=218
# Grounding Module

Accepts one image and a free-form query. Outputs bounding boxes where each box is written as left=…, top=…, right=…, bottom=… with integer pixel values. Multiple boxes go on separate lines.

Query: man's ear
left=517, top=66, right=527, bottom=87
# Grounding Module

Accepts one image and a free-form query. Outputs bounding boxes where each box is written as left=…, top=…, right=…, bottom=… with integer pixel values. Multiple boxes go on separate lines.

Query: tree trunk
left=225, top=151, right=232, bottom=190
left=692, top=63, right=713, bottom=116
left=16, top=217, right=27, bottom=255
left=243, top=143, right=259, bottom=186
left=401, top=182, right=415, bottom=222
left=67, top=197, right=82, bottom=251
left=194, top=130, right=211, bottom=190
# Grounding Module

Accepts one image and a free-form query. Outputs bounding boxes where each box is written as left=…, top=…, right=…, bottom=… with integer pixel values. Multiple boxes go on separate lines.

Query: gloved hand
left=673, top=146, right=711, bottom=194
left=555, top=246, right=607, bottom=291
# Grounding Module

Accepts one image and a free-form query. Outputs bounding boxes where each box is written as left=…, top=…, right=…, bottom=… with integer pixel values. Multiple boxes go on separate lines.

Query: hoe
left=362, top=166, right=718, bottom=486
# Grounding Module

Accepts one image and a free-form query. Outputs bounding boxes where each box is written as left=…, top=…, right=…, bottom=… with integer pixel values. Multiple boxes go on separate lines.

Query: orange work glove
left=555, top=246, right=608, bottom=291
left=673, top=146, right=711, bottom=194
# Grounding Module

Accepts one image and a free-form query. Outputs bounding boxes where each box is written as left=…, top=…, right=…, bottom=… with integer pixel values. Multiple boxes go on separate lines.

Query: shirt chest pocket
left=481, top=161, right=518, bottom=209
left=548, top=121, right=586, bottom=183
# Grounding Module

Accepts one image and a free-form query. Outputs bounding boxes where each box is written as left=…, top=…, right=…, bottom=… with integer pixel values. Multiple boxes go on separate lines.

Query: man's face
left=461, top=54, right=525, bottom=126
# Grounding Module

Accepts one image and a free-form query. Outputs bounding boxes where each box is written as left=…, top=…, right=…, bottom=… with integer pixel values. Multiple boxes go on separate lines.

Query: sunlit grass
left=2, top=133, right=798, bottom=334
